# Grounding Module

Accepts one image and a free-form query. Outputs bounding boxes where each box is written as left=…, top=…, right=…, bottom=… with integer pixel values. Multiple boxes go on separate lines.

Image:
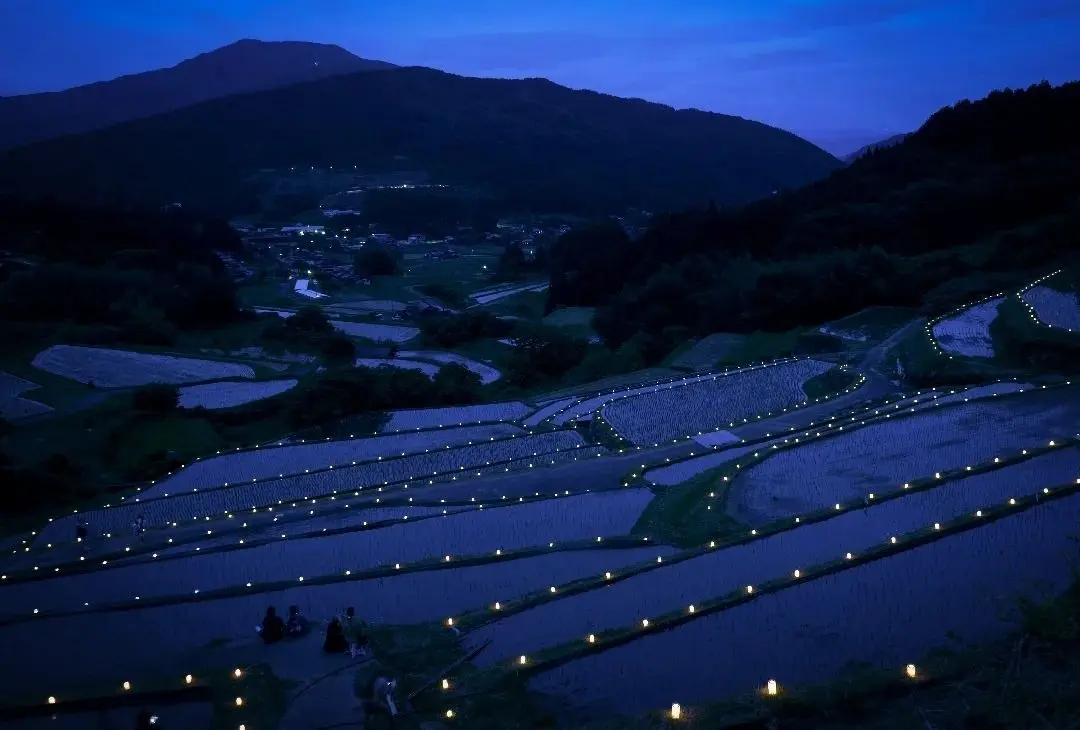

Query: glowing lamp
left=642, top=619, right=650, bottom=628
left=446, top=618, right=454, bottom=627
left=746, top=585, right=754, bottom=594
left=123, top=682, right=131, bottom=691
left=906, top=664, right=917, bottom=678
left=550, top=586, right=557, bottom=593
left=671, top=703, right=682, bottom=720
left=235, top=697, right=243, bottom=707
left=446, top=710, right=455, bottom=719
left=793, top=569, right=801, bottom=578
left=587, top=634, right=595, bottom=643
left=48, top=697, right=56, bottom=705
left=1009, top=498, right=1016, bottom=505
left=442, top=679, right=450, bottom=690
left=519, top=655, right=527, bottom=665
left=494, top=602, right=502, bottom=610
left=234, top=668, right=243, bottom=678
left=185, top=674, right=193, bottom=684
left=605, top=572, right=612, bottom=580
left=934, top=523, right=941, bottom=530
left=688, top=604, right=696, bottom=614
left=766, top=679, right=778, bottom=696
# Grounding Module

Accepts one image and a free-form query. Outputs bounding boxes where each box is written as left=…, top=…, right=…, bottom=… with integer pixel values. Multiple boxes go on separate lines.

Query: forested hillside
left=0, top=67, right=840, bottom=216
left=544, top=81, right=1080, bottom=349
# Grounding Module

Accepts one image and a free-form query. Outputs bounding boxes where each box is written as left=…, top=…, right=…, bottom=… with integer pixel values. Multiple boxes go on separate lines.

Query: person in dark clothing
left=75, top=520, right=89, bottom=542
left=259, top=606, right=286, bottom=644
left=286, top=605, right=308, bottom=638
left=323, top=616, right=349, bottom=654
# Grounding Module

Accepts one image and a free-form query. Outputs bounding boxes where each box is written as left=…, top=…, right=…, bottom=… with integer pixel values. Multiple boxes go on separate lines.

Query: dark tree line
left=544, top=81, right=1080, bottom=348
left=0, top=196, right=243, bottom=345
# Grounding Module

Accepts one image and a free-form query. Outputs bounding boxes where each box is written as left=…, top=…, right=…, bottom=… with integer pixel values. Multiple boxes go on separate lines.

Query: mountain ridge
left=0, top=39, right=395, bottom=150
left=0, top=63, right=842, bottom=215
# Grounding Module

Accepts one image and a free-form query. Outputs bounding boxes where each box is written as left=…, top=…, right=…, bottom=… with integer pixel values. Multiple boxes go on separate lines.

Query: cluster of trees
left=352, top=243, right=400, bottom=277
left=545, top=81, right=1080, bottom=348
left=259, top=305, right=357, bottom=365
left=0, top=197, right=242, bottom=346
left=417, top=310, right=514, bottom=348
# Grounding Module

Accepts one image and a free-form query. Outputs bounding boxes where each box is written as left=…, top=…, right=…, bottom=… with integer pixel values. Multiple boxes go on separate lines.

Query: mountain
left=0, top=39, right=395, bottom=151
left=0, top=66, right=841, bottom=215
left=842, top=133, right=909, bottom=163
left=542, top=81, right=1080, bottom=348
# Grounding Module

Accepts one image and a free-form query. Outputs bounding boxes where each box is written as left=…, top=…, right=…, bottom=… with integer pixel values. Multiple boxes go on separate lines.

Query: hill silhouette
left=0, top=66, right=840, bottom=215
left=543, top=81, right=1080, bottom=351
left=0, top=39, right=395, bottom=151
left=842, top=132, right=909, bottom=163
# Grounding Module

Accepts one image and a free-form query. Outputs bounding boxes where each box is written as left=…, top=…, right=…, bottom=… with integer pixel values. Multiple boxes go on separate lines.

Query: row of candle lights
left=1016, top=269, right=1076, bottom=333
left=19, top=358, right=882, bottom=560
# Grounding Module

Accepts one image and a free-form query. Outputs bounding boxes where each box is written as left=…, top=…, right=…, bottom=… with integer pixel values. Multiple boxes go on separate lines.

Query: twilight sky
left=2, top=0, right=1078, bottom=155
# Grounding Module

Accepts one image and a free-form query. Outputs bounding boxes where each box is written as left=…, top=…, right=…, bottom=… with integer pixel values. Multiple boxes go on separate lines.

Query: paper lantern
left=185, top=675, right=193, bottom=684
left=122, top=682, right=131, bottom=691
left=519, top=655, right=527, bottom=665
left=47, top=697, right=56, bottom=705
left=905, top=664, right=917, bottom=678
left=766, top=679, right=778, bottom=696
left=688, top=605, right=696, bottom=614
left=587, top=634, right=595, bottom=643
left=642, top=619, right=650, bottom=628
left=235, top=697, right=243, bottom=707
left=446, top=618, right=454, bottom=627
left=234, top=668, right=243, bottom=678
left=446, top=710, right=455, bottom=719
left=670, top=703, right=682, bottom=720
left=442, top=679, right=450, bottom=690
left=494, top=602, right=502, bottom=610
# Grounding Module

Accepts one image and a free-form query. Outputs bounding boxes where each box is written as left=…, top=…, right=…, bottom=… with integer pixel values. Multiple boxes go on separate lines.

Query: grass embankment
left=801, top=365, right=861, bottom=400
left=992, top=294, right=1080, bottom=374
left=0, top=662, right=288, bottom=730
left=823, top=306, right=917, bottom=342
left=632, top=381, right=1071, bottom=546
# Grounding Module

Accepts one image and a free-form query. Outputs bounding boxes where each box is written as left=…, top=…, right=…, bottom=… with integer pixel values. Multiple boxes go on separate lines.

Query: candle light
left=767, top=679, right=778, bottom=696
left=906, top=664, right=917, bottom=678
left=670, top=703, right=682, bottom=720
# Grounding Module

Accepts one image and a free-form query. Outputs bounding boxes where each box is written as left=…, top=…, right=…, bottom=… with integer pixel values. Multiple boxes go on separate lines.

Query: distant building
left=281, top=225, right=325, bottom=235
left=294, top=278, right=328, bottom=299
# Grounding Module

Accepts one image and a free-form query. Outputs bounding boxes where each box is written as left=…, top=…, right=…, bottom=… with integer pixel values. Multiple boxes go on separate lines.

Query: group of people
left=258, top=605, right=310, bottom=643
left=258, top=605, right=369, bottom=658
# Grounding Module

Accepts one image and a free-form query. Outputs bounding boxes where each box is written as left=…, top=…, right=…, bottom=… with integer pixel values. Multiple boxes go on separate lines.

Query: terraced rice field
left=1021, top=285, right=1080, bottom=331
left=4, top=361, right=1079, bottom=726
left=35, top=430, right=592, bottom=542
left=603, top=359, right=832, bottom=445
left=31, top=345, right=256, bottom=386
left=177, top=379, right=298, bottom=409
left=380, top=401, right=533, bottom=431
left=139, top=423, right=523, bottom=498
left=931, top=298, right=1003, bottom=357
left=0, top=370, right=52, bottom=419
left=529, top=492, right=1080, bottom=715
left=727, top=385, right=1079, bottom=524
left=467, top=447, right=1080, bottom=666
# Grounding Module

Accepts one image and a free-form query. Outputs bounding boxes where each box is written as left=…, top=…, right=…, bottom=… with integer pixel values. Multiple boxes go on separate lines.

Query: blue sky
left=2, top=0, right=1078, bottom=154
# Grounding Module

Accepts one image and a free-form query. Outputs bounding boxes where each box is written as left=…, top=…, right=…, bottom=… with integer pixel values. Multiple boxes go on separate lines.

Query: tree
left=286, top=305, right=333, bottom=334
left=321, top=335, right=357, bottom=366
left=353, top=245, right=399, bottom=277
left=432, top=363, right=482, bottom=404
left=132, top=384, right=179, bottom=413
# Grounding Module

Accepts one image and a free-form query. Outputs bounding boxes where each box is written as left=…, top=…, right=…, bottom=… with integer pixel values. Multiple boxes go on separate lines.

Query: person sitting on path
left=367, top=676, right=399, bottom=726
left=323, top=616, right=349, bottom=654
left=259, top=606, right=286, bottom=644
left=132, top=513, right=147, bottom=540
left=340, top=606, right=368, bottom=657
left=286, top=605, right=308, bottom=638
